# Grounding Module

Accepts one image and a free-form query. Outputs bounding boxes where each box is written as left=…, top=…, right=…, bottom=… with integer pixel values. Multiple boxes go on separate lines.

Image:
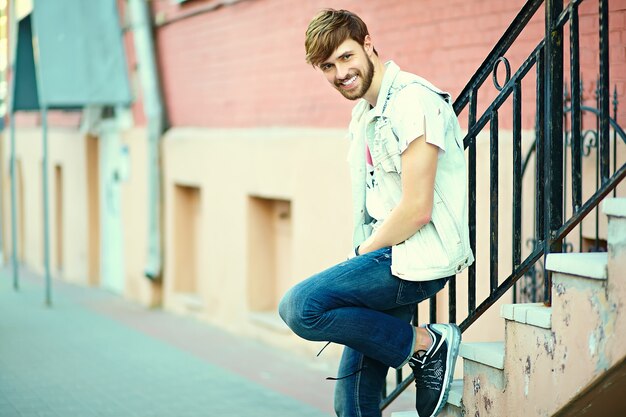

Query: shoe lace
left=317, top=341, right=332, bottom=357
left=317, top=341, right=368, bottom=381
left=409, top=350, right=444, bottom=391
left=325, top=365, right=367, bottom=381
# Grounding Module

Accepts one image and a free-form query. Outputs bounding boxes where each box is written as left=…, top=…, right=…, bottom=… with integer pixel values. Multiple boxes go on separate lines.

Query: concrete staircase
left=392, top=198, right=626, bottom=417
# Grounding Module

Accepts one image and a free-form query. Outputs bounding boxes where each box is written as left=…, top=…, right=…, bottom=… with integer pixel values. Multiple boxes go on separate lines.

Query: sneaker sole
left=432, top=324, right=461, bottom=417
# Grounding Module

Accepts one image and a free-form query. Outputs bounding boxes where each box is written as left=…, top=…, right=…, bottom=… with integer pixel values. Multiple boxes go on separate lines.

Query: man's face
left=319, top=38, right=375, bottom=101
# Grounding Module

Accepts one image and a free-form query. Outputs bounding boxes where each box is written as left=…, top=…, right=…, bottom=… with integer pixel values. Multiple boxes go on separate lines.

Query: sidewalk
left=1, top=267, right=340, bottom=417
left=0, top=268, right=415, bottom=417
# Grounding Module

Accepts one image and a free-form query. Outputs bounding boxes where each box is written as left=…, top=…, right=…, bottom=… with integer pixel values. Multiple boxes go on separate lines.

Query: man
left=279, top=9, right=473, bottom=417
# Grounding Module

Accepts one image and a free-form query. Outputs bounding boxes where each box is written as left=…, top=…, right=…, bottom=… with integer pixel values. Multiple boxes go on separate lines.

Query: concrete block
left=526, top=306, right=552, bottom=329
left=439, top=402, right=463, bottom=417
left=606, top=201, right=626, bottom=363
left=603, top=198, right=626, bottom=218
left=501, top=303, right=551, bottom=329
left=462, top=358, right=507, bottom=417
left=545, top=252, right=608, bottom=280
left=448, top=379, right=463, bottom=407
left=501, top=266, right=624, bottom=416
left=459, top=342, right=505, bottom=370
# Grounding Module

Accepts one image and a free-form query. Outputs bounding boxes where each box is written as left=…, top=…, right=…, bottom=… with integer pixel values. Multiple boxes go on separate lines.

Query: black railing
left=382, top=0, right=625, bottom=409
left=515, top=84, right=626, bottom=303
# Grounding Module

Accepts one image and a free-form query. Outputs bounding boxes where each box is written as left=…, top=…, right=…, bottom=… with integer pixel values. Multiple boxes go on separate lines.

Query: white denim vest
left=348, top=61, right=474, bottom=281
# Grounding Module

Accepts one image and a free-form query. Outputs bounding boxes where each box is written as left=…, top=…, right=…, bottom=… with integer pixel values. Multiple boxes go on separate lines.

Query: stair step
left=390, top=380, right=463, bottom=417
left=545, top=252, right=608, bottom=280
left=500, top=303, right=552, bottom=329
left=447, top=379, right=463, bottom=407
left=459, top=342, right=504, bottom=370
left=603, top=198, right=626, bottom=218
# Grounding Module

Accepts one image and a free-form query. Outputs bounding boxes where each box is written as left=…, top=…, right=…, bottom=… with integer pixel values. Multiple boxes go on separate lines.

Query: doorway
left=99, top=119, right=125, bottom=294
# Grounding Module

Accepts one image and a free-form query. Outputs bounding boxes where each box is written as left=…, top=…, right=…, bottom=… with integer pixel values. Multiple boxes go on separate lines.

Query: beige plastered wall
left=2, top=126, right=624, bottom=364
left=160, top=128, right=353, bottom=359
left=1, top=128, right=90, bottom=283
left=157, top=127, right=549, bottom=360
left=0, top=127, right=160, bottom=306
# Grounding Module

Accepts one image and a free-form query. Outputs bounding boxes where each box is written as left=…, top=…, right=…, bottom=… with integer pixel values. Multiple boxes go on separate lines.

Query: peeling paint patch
left=588, top=291, right=613, bottom=371
left=483, top=395, right=493, bottom=412
left=563, top=298, right=571, bottom=326
left=474, top=411, right=480, bottom=417
left=524, top=356, right=531, bottom=397
left=588, top=331, right=597, bottom=356
left=473, top=377, right=481, bottom=395
left=559, top=346, right=568, bottom=373
left=524, top=373, right=530, bottom=397
left=543, top=332, right=556, bottom=359
left=556, top=282, right=566, bottom=296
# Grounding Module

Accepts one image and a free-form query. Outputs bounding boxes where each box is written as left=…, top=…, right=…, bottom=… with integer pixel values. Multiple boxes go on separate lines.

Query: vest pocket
left=371, top=118, right=402, bottom=173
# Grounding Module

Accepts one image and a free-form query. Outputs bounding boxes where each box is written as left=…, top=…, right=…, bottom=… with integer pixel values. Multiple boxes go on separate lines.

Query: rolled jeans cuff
left=395, top=325, right=417, bottom=369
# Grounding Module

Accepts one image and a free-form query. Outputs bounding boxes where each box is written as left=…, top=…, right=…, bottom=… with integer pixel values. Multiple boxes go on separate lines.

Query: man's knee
left=278, top=289, right=295, bottom=327
left=278, top=285, right=319, bottom=339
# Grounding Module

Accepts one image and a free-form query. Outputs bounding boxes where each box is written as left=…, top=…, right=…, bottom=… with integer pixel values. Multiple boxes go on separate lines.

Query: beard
left=335, top=56, right=375, bottom=101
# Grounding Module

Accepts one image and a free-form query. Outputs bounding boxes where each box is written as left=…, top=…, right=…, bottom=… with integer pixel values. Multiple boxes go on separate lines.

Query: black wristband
left=355, top=245, right=360, bottom=256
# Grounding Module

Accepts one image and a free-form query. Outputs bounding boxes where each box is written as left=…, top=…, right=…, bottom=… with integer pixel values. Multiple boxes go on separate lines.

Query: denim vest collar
left=370, top=61, right=401, bottom=118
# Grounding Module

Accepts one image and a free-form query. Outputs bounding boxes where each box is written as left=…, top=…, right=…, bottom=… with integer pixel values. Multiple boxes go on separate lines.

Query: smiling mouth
left=339, top=75, right=358, bottom=88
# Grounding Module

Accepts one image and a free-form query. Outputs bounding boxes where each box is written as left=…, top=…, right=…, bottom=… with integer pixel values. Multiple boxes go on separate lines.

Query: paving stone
left=0, top=268, right=335, bottom=417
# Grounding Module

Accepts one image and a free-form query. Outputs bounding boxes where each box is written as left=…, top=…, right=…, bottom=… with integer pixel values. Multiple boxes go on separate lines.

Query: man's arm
left=357, top=135, right=438, bottom=254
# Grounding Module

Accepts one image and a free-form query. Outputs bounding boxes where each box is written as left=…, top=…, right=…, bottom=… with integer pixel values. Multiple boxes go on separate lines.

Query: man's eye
left=342, top=54, right=352, bottom=60
left=321, top=64, right=332, bottom=71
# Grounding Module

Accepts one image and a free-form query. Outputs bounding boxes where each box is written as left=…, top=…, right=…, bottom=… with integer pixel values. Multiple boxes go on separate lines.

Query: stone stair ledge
left=545, top=252, right=608, bottom=280
left=501, top=303, right=552, bottom=329
left=603, top=198, right=626, bottom=218
left=459, top=342, right=505, bottom=370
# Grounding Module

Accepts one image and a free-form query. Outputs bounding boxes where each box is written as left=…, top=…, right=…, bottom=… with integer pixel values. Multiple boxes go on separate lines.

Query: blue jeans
left=278, top=247, right=448, bottom=417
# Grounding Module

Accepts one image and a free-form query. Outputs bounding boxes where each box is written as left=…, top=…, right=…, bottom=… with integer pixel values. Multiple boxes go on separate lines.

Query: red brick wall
left=14, top=0, right=625, bottom=130
left=146, top=0, right=625, bottom=130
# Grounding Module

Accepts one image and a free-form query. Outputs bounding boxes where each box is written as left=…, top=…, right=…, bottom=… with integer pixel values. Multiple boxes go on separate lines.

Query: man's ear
left=363, top=35, right=373, bottom=56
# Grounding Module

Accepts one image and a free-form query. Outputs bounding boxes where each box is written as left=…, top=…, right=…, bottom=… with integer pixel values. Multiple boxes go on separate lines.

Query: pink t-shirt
left=365, top=143, right=388, bottom=221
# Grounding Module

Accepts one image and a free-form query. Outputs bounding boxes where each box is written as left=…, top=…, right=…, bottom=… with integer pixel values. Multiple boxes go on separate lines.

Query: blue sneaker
left=408, top=323, right=461, bottom=417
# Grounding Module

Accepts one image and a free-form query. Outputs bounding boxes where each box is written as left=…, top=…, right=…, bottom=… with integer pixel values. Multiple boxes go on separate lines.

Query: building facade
left=2, top=0, right=626, bottom=364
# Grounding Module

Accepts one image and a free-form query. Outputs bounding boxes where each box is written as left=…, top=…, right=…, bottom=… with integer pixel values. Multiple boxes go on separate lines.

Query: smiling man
left=279, top=9, right=473, bottom=417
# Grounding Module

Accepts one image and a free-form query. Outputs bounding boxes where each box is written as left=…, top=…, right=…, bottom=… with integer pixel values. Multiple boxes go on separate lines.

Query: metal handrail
left=522, top=105, right=626, bottom=178
left=381, top=0, right=623, bottom=409
left=453, top=0, right=544, bottom=114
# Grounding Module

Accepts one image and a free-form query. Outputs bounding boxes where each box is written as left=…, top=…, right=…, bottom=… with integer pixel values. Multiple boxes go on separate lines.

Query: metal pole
left=8, top=0, right=18, bottom=290
left=543, top=0, right=564, bottom=305
left=42, top=106, right=51, bottom=306
left=9, top=110, right=18, bottom=290
left=598, top=0, right=610, bottom=183
left=128, top=0, right=165, bottom=281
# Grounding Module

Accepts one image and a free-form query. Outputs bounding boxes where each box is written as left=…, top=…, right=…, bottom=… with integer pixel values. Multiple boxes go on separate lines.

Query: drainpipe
left=127, top=0, right=165, bottom=281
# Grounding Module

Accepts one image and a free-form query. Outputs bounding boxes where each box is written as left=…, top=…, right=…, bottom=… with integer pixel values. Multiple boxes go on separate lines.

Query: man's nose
left=335, top=63, right=350, bottom=80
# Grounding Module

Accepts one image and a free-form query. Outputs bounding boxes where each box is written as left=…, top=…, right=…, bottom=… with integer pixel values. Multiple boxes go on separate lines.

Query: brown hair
left=305, top=9, right=377, bottom=67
